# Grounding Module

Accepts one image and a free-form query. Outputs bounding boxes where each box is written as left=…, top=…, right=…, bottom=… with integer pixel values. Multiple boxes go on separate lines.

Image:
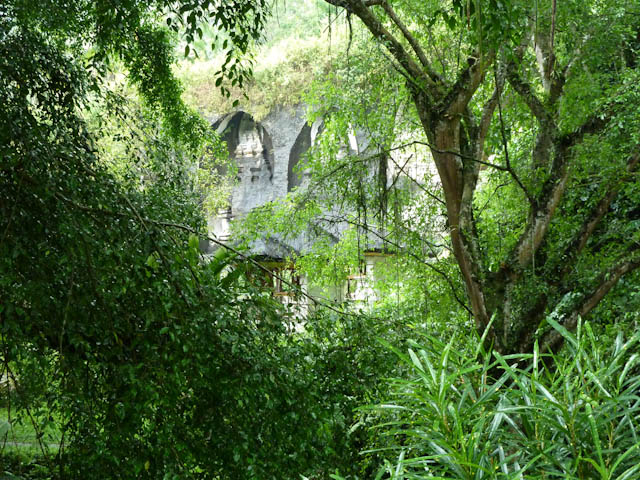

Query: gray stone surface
left=208, top=104, right=386, bottom=258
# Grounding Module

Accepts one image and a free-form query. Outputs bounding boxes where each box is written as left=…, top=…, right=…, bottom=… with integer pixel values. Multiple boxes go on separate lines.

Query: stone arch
left=213, top=111, right=275, bottom=216
left=287, top=118, right=323, bottom=192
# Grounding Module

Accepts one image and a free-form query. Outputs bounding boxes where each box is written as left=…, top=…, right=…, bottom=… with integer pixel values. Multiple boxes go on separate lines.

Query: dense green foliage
left=0, top=0, right=401, bottom=478
left=361, top=321, right=640, bottom=479
left=2, top=0, right=640, bottom=478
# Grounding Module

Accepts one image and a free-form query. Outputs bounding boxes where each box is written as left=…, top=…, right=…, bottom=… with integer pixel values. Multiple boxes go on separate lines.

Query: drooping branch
left=541, top=249, right=640, bottom=353
left=54, top=190, right=364, bottom=319
left=324, top=0, right=435, bottom=92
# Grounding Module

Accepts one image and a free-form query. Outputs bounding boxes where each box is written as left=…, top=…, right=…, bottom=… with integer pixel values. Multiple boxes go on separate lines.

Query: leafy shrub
left=367, top=320, right=640, bottom=479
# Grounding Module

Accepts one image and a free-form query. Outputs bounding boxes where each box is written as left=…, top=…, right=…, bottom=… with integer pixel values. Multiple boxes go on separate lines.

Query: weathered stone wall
left=206, top=104, right=438, bottom=307
left=208, top=105, right=325, bottom=248
left=207, top=104, right=435, bottom=250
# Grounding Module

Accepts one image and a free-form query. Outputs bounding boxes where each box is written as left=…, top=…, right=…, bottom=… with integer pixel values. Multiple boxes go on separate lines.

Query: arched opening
left=287, top=123, right=312, bottom=192
left=212, top=111, right=275, bottom=216
left=287, top=118, right=323, bottom=192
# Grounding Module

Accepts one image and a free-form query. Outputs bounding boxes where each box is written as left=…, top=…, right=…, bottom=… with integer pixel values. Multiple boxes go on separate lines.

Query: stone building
left=206, top=105, right=434, bottom=310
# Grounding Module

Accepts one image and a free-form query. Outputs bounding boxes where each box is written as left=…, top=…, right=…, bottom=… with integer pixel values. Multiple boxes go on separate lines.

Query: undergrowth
left=364, top=319, right=640, bottom=479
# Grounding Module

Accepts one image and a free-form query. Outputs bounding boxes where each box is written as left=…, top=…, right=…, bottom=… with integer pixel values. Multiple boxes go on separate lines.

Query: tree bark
left=321, top=0, right=640, bottom=354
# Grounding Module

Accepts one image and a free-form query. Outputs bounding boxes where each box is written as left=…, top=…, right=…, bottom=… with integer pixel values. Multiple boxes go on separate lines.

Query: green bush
left=367, top=320, right=640, bottom=479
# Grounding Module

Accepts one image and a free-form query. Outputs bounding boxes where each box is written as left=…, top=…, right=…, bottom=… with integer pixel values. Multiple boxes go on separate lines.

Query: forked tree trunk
left=323, top=0, right=640, bottom=354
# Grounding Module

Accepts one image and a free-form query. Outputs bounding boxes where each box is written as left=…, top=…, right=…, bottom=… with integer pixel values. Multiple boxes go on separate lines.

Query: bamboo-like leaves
left=372, top=321, right=640, bottom=479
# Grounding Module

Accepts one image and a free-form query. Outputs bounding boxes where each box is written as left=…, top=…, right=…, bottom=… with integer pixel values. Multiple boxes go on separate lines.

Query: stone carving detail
left=207, top=105, right=391, bottom=257
left=213, top=111, right=275, bottom=217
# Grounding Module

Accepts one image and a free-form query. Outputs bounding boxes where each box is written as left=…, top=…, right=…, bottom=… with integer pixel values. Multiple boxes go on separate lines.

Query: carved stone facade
left=207, top=105, right=433, bottom=308
left=208, top=106, right=323, bottom=246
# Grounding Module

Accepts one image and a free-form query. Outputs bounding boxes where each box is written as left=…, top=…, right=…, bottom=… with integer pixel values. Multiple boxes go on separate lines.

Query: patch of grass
left=1, top=409, right=61, bottom=452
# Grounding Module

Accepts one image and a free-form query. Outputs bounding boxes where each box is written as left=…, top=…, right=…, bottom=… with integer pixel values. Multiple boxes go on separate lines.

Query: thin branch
left=376, top=48, right=426, bottom=90
left=379, top=1, right=444, bottom=84
left=369, top=139, right=524, bottom=194
left=477, top=182, right=510, bottom=216
left=324, top=0, right=435, bottom=92
left=386, top=152, right=413, bottom=191
left=496, top=70, right=535, bottom=206
left=426, top=24, right=449, bottom=78
left=541, top=249, right=640, bottom=353
left=382, top=139, right=515, bottom=170
left=386, top=153, right=446, bottom=205
left=316, top=214, right=473, bottom=314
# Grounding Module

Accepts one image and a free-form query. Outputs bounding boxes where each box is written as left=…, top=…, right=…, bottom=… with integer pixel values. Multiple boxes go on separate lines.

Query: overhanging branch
left=541, top=249, right=640, bottom=353
left=324, top=0, right=435, bottom=92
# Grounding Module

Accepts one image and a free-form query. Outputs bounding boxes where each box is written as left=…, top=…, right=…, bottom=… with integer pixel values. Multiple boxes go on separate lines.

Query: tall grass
left=367, top=320, right=640, bottom=479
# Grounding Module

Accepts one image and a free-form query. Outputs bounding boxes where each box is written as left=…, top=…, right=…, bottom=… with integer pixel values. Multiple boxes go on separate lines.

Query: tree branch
left=324, top=0, right=435, bottom=92
left=501, top=112, right=611, bottom=276
left=442, top=50, right=496, bottom=117
left=386, top=153, right=446, bottom=205
left=557, top=149, right=639, bottom=280
left=475, top=67, right=505, bottom=161
left=506, top=61, right=550, bottom=124
left=53, top=191, right=363, bottom=319
left=541, top=249, right=640, bottom=353
left=379, top=1, right=443, bottom=84
left=495, top=71, right=535, bottom=206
